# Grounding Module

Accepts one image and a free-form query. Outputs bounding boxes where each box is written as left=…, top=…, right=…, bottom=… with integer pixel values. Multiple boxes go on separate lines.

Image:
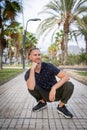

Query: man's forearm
left=27, top=68, right=36, bottom=90
left=52, top=75, right=69, bottom=90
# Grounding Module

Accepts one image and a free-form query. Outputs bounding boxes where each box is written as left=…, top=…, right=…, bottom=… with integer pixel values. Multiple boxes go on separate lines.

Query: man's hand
left=31, top=62, right=37, bottom=70
left=49, top=87, right=56, bottom=102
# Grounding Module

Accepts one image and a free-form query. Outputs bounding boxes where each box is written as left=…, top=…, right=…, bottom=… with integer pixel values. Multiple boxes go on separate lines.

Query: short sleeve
left=48, top=63, right=60, bottom=75
left=24, top=69, right=30, bottom=81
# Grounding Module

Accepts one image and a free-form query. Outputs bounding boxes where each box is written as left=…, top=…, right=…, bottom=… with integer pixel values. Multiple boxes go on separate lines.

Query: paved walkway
left=0, top=71, right=87, bottom=130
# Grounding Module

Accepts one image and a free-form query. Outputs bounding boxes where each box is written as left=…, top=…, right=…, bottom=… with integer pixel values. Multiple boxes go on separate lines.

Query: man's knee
left=63, top=81, right=74, bottom=92
left=28, top=87, right=42, bottom=101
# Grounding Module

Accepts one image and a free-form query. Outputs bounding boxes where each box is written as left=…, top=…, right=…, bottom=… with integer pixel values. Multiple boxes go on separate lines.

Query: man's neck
left=35, top=63, right=41, bottom=73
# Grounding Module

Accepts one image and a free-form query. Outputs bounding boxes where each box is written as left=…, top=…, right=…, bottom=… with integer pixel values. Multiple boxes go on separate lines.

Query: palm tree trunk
left=63, top=11, right=70, bottom=65
left=0, top=40, right=3, bottom=69
left=14, top=47, right=19, bottom=64
left=8, top=46, right=12, bottom=65
left=63, top=32, right=68, bottom=65
left=85, top=38, right=87, bottom=65
left=61, top=50, right=65, bottom=65
left=85, top=39, right=87, bottom=53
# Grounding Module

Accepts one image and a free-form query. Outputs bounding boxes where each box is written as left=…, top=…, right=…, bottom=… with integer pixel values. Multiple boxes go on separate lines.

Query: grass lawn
left=0, top=68, right=24, bottom=85
left=77, top=71, right=87, bottom=76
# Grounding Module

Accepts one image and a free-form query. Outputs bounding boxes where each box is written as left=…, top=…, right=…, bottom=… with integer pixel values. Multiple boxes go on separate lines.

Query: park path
left=0, top=71, right=87, bottom=130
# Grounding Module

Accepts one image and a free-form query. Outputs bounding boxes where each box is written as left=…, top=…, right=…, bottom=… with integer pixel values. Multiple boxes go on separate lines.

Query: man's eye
left=33, top=54, right=41, bottom=56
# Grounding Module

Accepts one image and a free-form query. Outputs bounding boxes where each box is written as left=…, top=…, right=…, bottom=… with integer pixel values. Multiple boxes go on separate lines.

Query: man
left=25, top=47, right=74, bottom=118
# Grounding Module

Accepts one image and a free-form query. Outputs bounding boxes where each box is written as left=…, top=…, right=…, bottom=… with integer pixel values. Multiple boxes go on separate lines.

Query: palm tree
left=37, top=0, right=87, bottom=64
left=24, top=32, right=38, bottom=62
left=0, top=0, right=22, bottom=69
left=74, top=16, right=87, bottom=54
left=6, top=25, right=38, bottom=64
left=54, top=30, right=65, bottom=64
left=6, top=23, right=23, bottom=64
left=72, top=15, right=87, bottom=65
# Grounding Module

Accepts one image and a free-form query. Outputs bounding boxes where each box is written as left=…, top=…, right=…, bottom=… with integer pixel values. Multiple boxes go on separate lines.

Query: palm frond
left=72, top=0, right=87, bottom=14
left=37, top=17, right=58, bottom=36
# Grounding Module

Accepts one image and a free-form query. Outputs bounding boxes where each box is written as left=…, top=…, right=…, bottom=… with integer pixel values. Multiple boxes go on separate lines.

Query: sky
left=21, top=0, right=50, bottom=31
left=17, top=0, right=52, bottom=53
left=17, top=0, right=85, bottom=53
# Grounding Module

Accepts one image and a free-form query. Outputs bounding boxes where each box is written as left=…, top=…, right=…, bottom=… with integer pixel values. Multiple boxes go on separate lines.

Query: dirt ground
left=64, top=69, right=87, bottom=85
left=59, top=65, right=87, bottom=85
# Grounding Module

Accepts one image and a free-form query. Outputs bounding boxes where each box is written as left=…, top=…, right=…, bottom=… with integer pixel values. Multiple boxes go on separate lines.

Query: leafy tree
left=79, top=53, right=87, bottom=65
left=54, top=30, right=65, bottom=64
left=48, top=43, right=59, bottom=59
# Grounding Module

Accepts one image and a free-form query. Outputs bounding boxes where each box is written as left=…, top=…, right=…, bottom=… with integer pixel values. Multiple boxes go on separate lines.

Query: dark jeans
left=28, top=81, right=74, bottom=104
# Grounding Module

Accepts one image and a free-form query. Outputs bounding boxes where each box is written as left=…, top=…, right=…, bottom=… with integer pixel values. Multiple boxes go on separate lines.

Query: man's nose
left=36, top=55, right=40, bottom=58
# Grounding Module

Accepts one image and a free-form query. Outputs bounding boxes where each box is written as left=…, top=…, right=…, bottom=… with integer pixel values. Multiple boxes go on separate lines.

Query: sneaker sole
left=33, top=105, right=47, bottom=112
left=57, top=109, right=72, bottom=119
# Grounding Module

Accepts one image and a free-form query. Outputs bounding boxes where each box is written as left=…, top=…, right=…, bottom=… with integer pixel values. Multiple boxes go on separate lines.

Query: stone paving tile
left=0, top=72, right=87, bottom=130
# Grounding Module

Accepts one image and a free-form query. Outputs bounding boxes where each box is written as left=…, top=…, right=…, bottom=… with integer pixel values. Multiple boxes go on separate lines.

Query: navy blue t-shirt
left=24, top=62, right=60, bottom=90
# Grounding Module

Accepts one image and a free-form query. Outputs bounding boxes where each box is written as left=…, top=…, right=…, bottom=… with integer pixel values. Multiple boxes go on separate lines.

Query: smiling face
left=29, top=49, right=41, bottom=64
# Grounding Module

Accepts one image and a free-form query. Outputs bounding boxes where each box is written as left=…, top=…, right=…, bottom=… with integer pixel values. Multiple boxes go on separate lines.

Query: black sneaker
left=57, top=105, right=73, bottom=118
left=32, top=102, right=47, bottom=112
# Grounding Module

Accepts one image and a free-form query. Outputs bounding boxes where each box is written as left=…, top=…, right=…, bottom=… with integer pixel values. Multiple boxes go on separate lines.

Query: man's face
left=29, top=49, right=41, bottom=63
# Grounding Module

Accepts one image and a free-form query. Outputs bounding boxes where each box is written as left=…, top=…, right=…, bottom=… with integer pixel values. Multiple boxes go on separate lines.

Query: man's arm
left=53, top=71, right=69, bottom=89
left=26, top=62, right=37, bottom=90
left=49, top=71, right=69, bottom=101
